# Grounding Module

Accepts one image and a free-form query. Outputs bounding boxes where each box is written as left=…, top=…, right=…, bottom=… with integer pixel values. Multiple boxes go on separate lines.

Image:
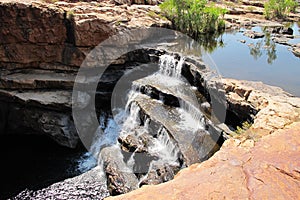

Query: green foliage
left=235, top=121, right=252, bottom=135
left=264, top=0, right=298, bottom=19
left=159, top=0, right=227, bottom=37
left=67, top=10, right=75, bottom=20
left=147, top=10, right=168, bottom=20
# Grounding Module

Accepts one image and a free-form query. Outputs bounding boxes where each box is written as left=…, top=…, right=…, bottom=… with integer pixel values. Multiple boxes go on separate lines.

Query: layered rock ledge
left=0, top=0, right=170, bottom=148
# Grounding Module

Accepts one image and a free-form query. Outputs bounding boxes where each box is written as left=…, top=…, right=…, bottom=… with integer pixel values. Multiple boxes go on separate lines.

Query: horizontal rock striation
left=0, top=0, right=170, bottom=147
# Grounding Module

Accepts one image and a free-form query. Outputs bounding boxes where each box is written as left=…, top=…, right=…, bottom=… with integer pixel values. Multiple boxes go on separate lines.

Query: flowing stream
left=82, top=54, right=218, bottom=194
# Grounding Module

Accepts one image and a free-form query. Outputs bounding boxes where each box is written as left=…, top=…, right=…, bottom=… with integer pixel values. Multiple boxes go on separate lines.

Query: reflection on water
left=247, top=31, right=277, bottom=64
left=196, top=31, right=226, bottom=53
left=202, top=23, right=300, bottom=97
left=163, top=23, right=299, bottom=96
left=166, top=30, right=226, bottom=57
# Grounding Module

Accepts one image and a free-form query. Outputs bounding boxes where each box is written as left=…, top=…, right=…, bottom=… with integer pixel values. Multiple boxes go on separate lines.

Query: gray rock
left=272, top=26, right=294, bottom=35
left=133, top=93, right=220, bottom=165
left=291, top=47, right=300, bottom=58
left=101, top=146, right=139, bottom=195
left=139, top=162, right=180, bottom=186
left=272, top=37, right=290, bottom=45
left=243, top=31, right=265, bottom=39
left=0, top=90, right=78, bottom=148
left=280, top=27, right=293, bottom=35
left=12, top=167, right=109, bottom=200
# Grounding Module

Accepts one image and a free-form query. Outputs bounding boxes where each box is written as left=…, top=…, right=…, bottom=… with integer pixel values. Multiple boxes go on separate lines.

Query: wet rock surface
left=292, top=46, right=300, bottom=58
left=12, top=167, right=110, bottom=200
left=101, top=146, right=139, bottom=195
left=133, top=93, right=220, bottom=165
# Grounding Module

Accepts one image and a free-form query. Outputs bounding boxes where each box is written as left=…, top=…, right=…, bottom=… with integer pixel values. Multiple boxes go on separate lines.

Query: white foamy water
left=76, top=152, right=97, bottom=173
left=79, top=54, right=209, bottom=180
left=90, top=117, right=121, bottom=158
left=179, top=101, right=205, bottom=127
left=120, top=102, right=141, bottom=137
left=159, top=54, right=184, bottom=78
left=159, top=55, right=206, bottom=132
left=148, top=127, right=179, bottom=165
left=176, top=107, right=204, bottom=132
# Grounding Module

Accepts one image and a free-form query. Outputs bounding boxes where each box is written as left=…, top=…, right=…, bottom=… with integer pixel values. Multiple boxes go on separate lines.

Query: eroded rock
left=106, top=121, right=300, bottom=200
left=139, top=162, right=180, bottom=186
left=101, top=146, right=139, bottom=195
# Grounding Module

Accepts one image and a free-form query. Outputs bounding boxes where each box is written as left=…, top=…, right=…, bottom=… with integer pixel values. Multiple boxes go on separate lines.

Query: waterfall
left=148, top=127, right=180, bottom=165
left=77, top=53, right=213, bottom=194
left=177, top=101, right=206, bottom=131
left=159, top=54, right=206, bottom=132
left=159, top=54, right=184, bottom=78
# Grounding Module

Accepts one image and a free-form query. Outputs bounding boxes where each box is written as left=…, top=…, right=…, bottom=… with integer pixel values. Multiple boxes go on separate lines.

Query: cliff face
left=0, top=0, right=170, bottom=147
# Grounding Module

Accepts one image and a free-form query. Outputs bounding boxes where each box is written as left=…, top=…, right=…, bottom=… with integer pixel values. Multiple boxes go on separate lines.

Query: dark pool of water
left=203, top=23, right=300, bottom=96
left=0, top=134, right=95, bottom=199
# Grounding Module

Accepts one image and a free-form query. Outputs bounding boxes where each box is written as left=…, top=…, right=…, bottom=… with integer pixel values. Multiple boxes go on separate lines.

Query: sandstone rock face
left=0, top=0, right=170, bottom=148
left=223, top=79, right=300, bottom=138
left=107, top=121, right=300, bottom=200
left=0, top=0, right=170, bottom=69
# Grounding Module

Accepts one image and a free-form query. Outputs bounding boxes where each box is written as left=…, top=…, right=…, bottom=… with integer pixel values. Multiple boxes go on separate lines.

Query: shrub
left=160, top=0, right=227, bottom=37
left=264, top=0, right=298, bottom=19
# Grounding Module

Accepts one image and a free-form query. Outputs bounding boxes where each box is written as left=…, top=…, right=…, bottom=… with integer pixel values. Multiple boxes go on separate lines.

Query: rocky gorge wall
left=0, top=0, right=170, bottom=147
left=1, top=0, right=300, bottom=199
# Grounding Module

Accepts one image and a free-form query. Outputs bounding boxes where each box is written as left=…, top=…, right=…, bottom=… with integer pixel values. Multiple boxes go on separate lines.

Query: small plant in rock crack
left=234, top=121, right=252, bottom=135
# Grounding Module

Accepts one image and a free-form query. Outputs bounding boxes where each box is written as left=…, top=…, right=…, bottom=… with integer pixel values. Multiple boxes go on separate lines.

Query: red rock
left=107, top=122, right=300, bottom=200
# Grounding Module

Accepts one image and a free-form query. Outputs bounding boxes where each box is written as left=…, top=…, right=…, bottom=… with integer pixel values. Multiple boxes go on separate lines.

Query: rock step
left=0, top=89, right=72, bottom=111
left=0, top=89, right=80, bottom=148
left=0, top=69, right=76, bottom=90
left=133, top=74, right=211, bottom=118
left=0, top=66, right=142, bottom=91
left=133, top=93, right=220, bottom=166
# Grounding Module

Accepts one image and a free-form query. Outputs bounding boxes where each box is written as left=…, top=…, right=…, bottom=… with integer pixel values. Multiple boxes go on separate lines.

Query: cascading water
left=158, top=55, right=206, bottom=131
left=159, top=54, right=184, bottom=78
left=79, top=54, right=215, bottom=196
